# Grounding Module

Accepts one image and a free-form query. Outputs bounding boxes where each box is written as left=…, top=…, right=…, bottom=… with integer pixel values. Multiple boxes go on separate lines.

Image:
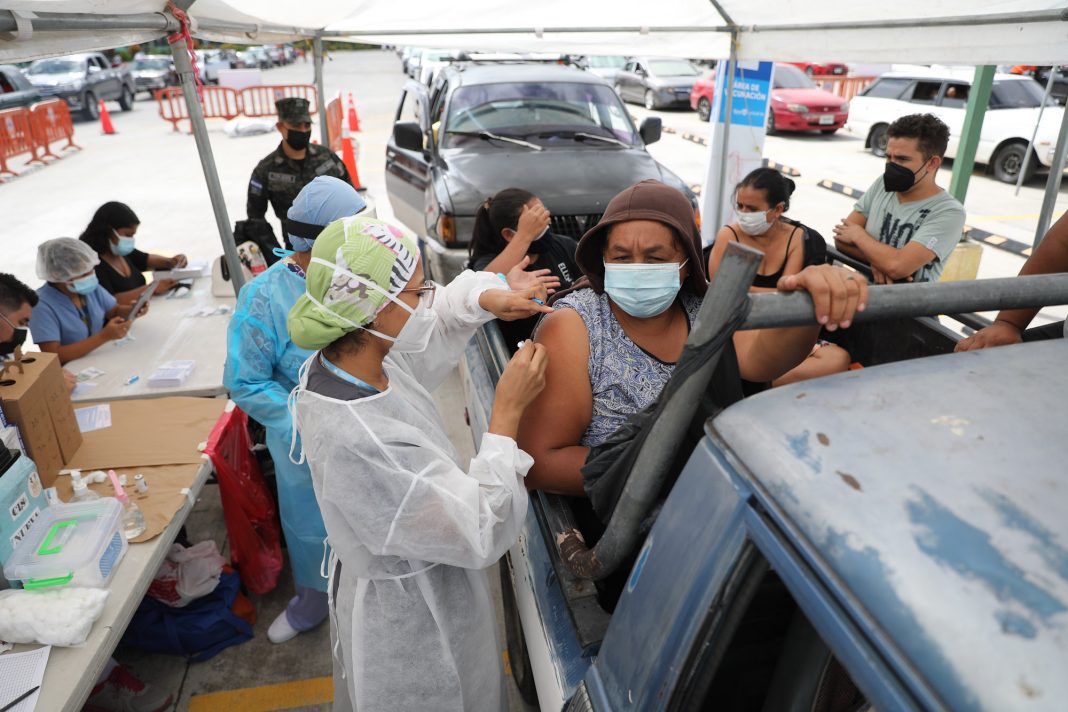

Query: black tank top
left=727, top=224, right=799, bottom=289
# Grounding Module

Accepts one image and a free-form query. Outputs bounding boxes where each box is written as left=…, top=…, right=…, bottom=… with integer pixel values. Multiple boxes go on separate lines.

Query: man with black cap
left=247, top=97, right=353, bottom=249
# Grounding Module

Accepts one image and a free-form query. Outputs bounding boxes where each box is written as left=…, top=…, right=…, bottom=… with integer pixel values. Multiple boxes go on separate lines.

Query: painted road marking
left=188, top=676, right=333, bottom=712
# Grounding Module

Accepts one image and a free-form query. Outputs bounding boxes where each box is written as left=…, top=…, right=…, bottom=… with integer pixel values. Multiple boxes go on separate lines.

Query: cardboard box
left=0, top=352, right=82, bottom=485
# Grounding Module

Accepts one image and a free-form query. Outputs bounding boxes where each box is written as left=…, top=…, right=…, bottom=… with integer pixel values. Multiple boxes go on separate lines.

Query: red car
left=787, top=61, right=848, bottom=77
left=690, top=63, right=849, bottom=135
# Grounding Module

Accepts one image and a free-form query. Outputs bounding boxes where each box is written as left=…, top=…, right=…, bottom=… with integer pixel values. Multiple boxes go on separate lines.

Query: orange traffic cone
left=346, top=93, right=361, bottom=132
left=98, top=100, right=116, bottom=135
left=341, top=126, right=363, bottom=190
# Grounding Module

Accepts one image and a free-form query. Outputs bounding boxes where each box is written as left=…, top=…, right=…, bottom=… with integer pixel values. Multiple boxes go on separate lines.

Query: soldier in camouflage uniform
left=247, top=97, right=352, bottom=249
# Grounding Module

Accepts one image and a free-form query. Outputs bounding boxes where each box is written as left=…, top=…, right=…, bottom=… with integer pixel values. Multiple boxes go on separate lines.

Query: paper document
left=156, top=261, right=208, bottom=281
left=0, top=645, right=50, bottom=712
left=74, top=404, right=112, bottom=433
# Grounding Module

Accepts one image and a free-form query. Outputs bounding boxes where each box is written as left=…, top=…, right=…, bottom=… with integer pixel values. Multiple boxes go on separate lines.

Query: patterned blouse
left=546, top=288, right=701, bottom=448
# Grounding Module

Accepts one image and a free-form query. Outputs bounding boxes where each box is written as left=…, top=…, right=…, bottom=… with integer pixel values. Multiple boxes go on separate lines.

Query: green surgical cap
left=288, top=216, right=419, bottom=350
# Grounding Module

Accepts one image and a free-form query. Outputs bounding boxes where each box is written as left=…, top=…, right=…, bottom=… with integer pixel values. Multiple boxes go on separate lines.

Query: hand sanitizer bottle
left=108, top=469, right=145, bottom=540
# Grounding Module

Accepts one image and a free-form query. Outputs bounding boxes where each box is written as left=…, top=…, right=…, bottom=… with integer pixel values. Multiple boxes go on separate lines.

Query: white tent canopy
left=1, top=1, right=1066, bottom=64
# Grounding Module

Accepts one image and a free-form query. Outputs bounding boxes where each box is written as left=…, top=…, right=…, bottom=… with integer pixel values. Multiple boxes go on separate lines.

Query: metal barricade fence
left=0, top=107, right=41, bottom=179
left=238, top=85, right=318, bottom=118
left=325, top=92, right=343, bottom=152
left=813, top=76, right=876, bottom=102
left=30, top=99, right=81, bottom=161
left=155, top=86, right=241, bottom=132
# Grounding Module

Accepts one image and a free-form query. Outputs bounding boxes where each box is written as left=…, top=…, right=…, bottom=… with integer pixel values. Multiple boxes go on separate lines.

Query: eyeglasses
left=399, top=279, right=436, bottom=308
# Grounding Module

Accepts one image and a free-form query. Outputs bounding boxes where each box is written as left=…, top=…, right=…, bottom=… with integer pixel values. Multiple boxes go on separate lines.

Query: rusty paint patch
left=796, top=392, right=807, bottom=400
left=817, top=432, right=830, bottom=446
left=1019, top=678, right=1041, bottom=698
left=836, top=471, right=861, bottom=491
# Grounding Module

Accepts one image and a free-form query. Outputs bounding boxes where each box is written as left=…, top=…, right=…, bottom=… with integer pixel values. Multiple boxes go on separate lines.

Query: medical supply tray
left=3, top=498, right=126, bottom=590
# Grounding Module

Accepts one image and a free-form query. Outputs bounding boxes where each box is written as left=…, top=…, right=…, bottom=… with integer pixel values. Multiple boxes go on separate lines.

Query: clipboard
left=125, top=282, right=155, bottom=325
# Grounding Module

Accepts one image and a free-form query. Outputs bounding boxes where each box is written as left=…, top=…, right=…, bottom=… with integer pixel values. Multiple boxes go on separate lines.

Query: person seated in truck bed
left=519, top=180, right=867, bottom=499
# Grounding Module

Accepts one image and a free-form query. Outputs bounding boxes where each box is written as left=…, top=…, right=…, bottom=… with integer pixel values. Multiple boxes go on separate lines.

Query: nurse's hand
left=479, top=287, right=553, bottom=321
left=101, top=317, right=131, bottom=342
left=490, top=341, right=548, bottom=438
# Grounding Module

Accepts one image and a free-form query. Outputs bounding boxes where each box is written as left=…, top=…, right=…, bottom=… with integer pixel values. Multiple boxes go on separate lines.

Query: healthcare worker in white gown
left=286, top=216, right=550, bottom=711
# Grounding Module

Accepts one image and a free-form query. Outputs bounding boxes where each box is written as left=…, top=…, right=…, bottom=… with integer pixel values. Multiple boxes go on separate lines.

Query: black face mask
left=0, top=327, right=27, bottom=356
left=883, top=159, right=929, bottom=193
left=285, top=129, right=312, bottom=151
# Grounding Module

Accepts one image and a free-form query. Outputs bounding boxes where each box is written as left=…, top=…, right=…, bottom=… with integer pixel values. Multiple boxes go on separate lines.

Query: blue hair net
left=287, top=176, right=366, bottom=251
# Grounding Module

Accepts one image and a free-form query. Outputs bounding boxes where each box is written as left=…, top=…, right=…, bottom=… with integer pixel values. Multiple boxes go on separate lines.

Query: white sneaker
left=267, top=610, right=300, bottom=644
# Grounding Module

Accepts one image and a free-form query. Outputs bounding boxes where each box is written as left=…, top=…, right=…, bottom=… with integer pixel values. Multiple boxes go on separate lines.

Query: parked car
left=846, top=68, right=1065, bottom=183
left=406, top=48, right=424, bottom=79
left=788, top=61, right=849, bottom=76
left=1024, top=65, right=1068, bottom=105
left=193, top=50, right=232, bottom=84
left=0, top=64, right=42, bottom=110
left=582, top=55, right=628, bottom=84
left=244, top=48, right=271, bottom=70
left=25, top=52, right=135, bottom=120
left=385, top=63, right=693, bottom=281
left=418, top=48, right=465, bottom=86
left=460, top=249, right=1068, bottom=711
left=130, top=56, right=177, bottom=96
left=690, top=64, right=849, bottom=134
left=263, top=45, right=286, bottom=67
left=614, top=56, right=701, bottom=109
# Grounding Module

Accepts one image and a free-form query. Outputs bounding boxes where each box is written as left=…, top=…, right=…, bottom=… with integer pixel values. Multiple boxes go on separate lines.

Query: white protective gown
left=292, top=270, right=532, bottom=712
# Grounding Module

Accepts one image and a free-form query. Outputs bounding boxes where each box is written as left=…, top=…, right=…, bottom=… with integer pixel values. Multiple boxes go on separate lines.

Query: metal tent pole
left=313, top=35, right=328, bottom=146
left=1034, top=103, right=1068, bottom=247
left=169, top=34, right=245, bottom=295
left=711, top=30, right=738, bottom=234
left=1014, top=68, right=1057, bottom=196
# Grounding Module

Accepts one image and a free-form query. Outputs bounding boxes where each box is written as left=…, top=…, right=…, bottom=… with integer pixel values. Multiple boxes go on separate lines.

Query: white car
left=418, top=49, right=464, bottom=86
left=846, top=68, right=1064, bottom=183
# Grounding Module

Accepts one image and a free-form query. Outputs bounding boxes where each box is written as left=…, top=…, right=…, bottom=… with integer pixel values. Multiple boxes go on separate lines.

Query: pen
left=124, top=375, right=139, bottom=386
left=0, top=685, right=40, bottom=712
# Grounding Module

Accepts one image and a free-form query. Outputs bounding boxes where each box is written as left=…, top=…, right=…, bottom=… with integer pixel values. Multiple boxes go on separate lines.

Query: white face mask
left=737, top=209, right=773, bottom=236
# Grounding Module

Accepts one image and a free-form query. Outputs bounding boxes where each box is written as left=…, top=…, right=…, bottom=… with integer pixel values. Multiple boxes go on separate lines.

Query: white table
left=11, top=459, right=213, bottom=712
left=66, top=280, right=235, bottom=403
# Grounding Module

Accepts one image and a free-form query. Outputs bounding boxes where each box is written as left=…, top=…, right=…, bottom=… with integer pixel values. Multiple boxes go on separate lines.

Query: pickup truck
left=460, top=244, right=1068, bottom=711
left=0, top=64, right=41, bottom=110
left=25, top=52, right=134, bottom=120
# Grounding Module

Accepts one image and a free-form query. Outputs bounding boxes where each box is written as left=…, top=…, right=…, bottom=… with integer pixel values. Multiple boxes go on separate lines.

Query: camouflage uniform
left=247, top=98, right=351, bottom=248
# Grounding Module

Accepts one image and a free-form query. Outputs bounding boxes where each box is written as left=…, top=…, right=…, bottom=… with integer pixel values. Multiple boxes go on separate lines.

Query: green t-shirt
left=854, top=177, right=966, bottom=282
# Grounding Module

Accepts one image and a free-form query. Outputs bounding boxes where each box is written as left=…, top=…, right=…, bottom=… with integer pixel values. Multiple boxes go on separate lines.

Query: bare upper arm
left=518, top=309, right=592, bottom=463
left=706, top=226, right=736, bottom=281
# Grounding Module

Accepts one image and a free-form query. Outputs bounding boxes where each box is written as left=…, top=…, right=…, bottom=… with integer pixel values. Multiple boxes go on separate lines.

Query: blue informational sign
left=716, top=60, right=774, bottom=126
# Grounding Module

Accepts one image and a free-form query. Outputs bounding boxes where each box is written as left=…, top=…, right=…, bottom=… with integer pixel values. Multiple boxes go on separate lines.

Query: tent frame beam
left=0, top=10, right=318, bottom=39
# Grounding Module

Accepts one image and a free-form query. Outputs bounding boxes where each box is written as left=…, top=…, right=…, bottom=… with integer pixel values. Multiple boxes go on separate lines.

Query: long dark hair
left=79, top=202, right=140, bottom=255
left=735, top=168, right=795, bottom=211
left=468, top=188, right=537, bottom=263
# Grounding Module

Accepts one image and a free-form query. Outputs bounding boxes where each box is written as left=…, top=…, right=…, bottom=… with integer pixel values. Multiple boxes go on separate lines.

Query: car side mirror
left=636, top=68, right=647, bottom=77
left=639, top=116, right=662, bottom=145
left=394, top=121, right=425, bottom=152
left=87, top=64, right=100, bottom=74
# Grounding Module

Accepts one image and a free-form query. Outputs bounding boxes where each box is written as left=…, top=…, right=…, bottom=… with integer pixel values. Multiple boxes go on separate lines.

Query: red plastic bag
left=204, top=403, right=282, bottom=594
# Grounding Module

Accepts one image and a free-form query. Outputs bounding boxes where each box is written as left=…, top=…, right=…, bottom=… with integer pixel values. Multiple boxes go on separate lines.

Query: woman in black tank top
left=708, top=168, right=852, bottom=387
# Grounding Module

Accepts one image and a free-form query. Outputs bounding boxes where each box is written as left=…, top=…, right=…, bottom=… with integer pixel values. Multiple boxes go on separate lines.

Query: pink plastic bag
left=148, top=541, right=227, bottom=608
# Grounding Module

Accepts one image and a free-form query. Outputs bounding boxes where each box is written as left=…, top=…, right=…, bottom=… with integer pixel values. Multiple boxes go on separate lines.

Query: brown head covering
left=572, top=180, right=707, bottom=297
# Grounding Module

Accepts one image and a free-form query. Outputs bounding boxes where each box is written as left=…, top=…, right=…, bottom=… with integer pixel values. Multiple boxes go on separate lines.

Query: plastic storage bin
left=3, top=498, right=127, bottom=590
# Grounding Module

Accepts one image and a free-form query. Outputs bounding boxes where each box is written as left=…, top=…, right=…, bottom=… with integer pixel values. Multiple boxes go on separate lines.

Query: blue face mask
left=290, top=236, right=316, bottom=253
left=110, top=233, right=136, bottom=256
left=603, top=260, right=687, bottom=318
left=70, top=273, right=100, bottom=295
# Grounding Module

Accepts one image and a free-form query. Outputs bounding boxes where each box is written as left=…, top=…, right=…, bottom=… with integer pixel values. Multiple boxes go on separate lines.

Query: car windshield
left=648, top=59, right=698, bottom=77
left=443, top=81, right=638, bottom=146
left=425, top=50, right=459, bottom=62
left=132, top=59, right=170, bottom=71
left=773, top=65, right=817, bottom=89
left=28, top=59, right=83, bottom=75
left=587, top=56, right=627, bottom=69
left=989, top=79, right=1058, bottom=109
